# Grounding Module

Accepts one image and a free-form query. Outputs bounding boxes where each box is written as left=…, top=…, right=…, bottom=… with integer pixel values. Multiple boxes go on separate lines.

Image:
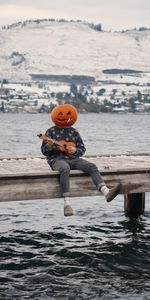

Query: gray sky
left=0, top=0, right=149, bottom=30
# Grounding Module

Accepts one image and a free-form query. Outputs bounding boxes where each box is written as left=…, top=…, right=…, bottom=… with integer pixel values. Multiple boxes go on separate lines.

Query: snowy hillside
left=0, top=20, right=150, bottom=83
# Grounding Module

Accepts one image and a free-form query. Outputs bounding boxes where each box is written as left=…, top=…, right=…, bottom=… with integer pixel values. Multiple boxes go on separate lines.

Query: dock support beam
left=124, top=193, right=145, bottom=218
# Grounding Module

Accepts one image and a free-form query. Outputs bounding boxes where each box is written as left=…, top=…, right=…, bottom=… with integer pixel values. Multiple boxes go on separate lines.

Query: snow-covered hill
left=0, top=20, right=150, bottom=84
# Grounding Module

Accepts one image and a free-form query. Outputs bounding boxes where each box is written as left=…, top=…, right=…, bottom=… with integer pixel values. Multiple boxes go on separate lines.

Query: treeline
left=1, top=18, right=102, bottom=32
left=122, top=27, right=150, bottom=33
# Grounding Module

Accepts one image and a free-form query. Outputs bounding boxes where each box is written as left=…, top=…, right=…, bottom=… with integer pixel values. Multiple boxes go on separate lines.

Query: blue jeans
left=50, top=157, right=105, bottom=197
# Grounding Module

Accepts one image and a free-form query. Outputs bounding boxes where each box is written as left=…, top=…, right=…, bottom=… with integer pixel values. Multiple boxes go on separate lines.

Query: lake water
left=0, top=112, right=150, bottom=157
left=0, top=113, right=150, bottom=300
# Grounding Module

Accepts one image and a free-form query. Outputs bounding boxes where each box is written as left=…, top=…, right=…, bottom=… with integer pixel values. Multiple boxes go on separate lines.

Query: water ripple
left=0, top=212, right=149, bottom=299
left=0, top=188, right=150, bottom=298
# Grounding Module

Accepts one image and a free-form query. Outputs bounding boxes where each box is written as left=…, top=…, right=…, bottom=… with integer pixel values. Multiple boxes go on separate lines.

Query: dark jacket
left=41, top=125, right=86, bottom=164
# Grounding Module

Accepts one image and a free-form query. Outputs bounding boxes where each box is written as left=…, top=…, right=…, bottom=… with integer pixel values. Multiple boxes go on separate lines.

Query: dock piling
left=124, top=193, right=145, bottom=218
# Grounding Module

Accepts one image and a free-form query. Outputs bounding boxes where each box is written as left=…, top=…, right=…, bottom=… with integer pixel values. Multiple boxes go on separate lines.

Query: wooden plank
left=0, top=169, right=150, bottom=202
left=1, top=154, right=150, bottom=176
left=0, top=155, right=150, bottom=202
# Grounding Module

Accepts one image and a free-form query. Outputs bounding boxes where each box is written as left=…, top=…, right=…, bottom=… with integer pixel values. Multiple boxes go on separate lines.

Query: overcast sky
left=0, top=0, right=149, bottom=31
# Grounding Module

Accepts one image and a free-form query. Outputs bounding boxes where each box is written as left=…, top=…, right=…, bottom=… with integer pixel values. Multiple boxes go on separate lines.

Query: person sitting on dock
left=39, top=103, right=121, bottom=217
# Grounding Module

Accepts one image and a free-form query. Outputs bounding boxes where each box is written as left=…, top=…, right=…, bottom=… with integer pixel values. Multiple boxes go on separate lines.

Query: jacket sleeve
left=74, top=131, right=86, bottom=157
left=41, top=129, right=55, bottom=157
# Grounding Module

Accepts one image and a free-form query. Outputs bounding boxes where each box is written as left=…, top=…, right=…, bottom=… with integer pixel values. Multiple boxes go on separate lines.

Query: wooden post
left=124, top=193, right=145, bottom=218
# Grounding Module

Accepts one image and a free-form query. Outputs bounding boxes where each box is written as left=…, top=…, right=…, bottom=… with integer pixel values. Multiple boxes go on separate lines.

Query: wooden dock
left=0, top=154, right=150, bottom=217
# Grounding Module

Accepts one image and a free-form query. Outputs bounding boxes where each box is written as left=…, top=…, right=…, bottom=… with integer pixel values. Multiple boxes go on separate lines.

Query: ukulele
left=37, top=133, right=76, bottom=156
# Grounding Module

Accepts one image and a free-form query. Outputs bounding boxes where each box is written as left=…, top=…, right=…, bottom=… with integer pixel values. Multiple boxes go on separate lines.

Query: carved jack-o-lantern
left=51, top=104, right=78, bottom=127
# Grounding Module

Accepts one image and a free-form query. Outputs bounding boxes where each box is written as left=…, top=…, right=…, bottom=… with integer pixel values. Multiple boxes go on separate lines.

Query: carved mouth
left=57, top=118, right=72, bottom=122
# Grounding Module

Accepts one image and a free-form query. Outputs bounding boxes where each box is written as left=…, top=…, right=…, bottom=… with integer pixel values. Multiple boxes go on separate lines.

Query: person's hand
left=47, top=140, right=54, bottom=148
left=67, top=145, right=76, bottom=155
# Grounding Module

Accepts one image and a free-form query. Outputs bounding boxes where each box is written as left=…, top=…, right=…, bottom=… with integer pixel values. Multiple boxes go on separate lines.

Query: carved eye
left=58, top=112, right=63, bottom=115
left=67, top=111, right=71, bottom=115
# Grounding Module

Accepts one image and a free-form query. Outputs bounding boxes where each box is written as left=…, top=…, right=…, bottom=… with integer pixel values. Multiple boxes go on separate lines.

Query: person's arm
left=73, top=130, right=86, bottom=157
left=41, top=129, right=56, bottom=156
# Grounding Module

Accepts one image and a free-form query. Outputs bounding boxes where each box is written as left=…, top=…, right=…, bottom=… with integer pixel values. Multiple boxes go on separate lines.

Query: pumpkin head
left=51, top=104, right=78, bottom=127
